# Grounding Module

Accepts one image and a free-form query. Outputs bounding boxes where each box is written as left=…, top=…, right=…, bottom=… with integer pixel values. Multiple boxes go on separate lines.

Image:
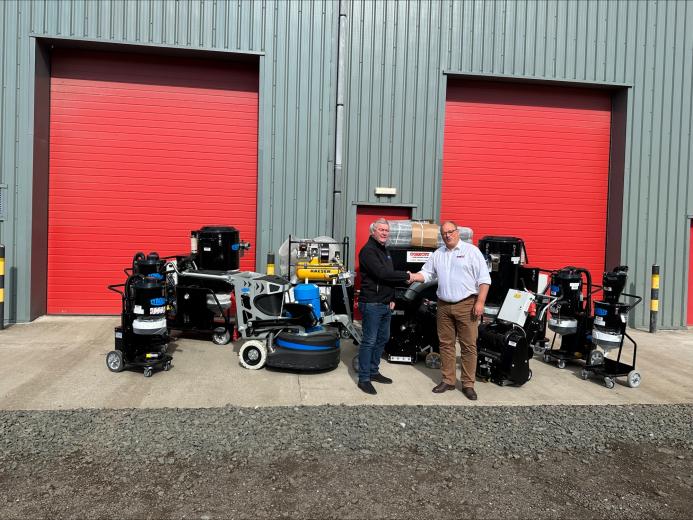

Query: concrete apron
left=0, top=316, right=691, bottom=410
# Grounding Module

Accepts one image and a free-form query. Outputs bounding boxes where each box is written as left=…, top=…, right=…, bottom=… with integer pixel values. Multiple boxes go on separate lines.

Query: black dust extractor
left=478, top=236, right=550, bottom=352
left=478, top=236, right=526, bottom=319
left=107, top=252, right=172, bottom=377
left=382, top=244, right=440, bottom=366
left=581, top=266, right=643, bottom=389
left=169, top=226, right=251, bottom=344
left=543, top=266, right=595, bottom=369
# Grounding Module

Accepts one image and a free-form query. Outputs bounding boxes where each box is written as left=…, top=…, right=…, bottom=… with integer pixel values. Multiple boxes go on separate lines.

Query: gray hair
left=369, top=217, right=390, bottom=234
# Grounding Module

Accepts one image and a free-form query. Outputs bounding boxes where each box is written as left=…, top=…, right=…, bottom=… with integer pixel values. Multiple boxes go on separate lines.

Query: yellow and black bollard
left=266, top=252, right=275, bottom=276
left=649, top=264, right=659, bottom=333
left=0, top=244, right=4, bottom=330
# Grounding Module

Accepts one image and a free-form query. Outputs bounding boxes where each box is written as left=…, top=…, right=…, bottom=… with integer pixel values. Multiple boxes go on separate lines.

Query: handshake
left=405, top=271, right=424, bottom=284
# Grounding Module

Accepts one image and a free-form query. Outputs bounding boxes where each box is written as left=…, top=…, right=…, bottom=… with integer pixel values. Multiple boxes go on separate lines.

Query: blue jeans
left=358, top=302, right=391, bottom=383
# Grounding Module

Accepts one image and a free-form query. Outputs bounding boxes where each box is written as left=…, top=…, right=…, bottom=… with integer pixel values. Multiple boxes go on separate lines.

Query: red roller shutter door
left=441, top=81, right=612, bottom=279
left=48, top=49, right=258, bottom=314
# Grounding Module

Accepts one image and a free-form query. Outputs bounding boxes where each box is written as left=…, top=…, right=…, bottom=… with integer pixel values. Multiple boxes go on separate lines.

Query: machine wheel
left=604, top=376, right=615, bottom=389
left=580, top=368, right=590, bottom=380
left=143, top=367, right=153, bottom=378
left=239, top=340, right=267, bottom=370
left=410, top=352, right=418, bottom=365
left=543, top=353, right=551, bottom=364
left=163, top=360, right=172, bottom=371
left=212, top=328, right=232, bottom=345
left=425, top=352, right=441, bottom=370
left=527, top=369, right=533, bottom=381
left=588, top=349, right=604, bottom=366
left=351, top=354, right=360, bottom=373
left=106, top=351, right=124, bottom=373
left=557, top=359, right=566, bottom=369
left=339, top=327, right=352, bottom=340
left=627, top=370, right=641, bottom=388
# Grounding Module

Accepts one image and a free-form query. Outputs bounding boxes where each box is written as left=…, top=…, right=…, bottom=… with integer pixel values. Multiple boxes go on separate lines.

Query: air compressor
left=107, top=252, right=172, bottom=377
left=543, top=266, right=595, bottom=369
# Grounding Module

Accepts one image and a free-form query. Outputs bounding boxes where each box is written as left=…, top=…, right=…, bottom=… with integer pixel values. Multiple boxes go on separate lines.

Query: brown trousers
left=436, top=297, right=479, bottom=388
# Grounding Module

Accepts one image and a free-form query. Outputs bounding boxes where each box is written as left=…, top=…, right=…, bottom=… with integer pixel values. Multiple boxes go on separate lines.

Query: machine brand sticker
left=133, top=305, right=144, bottom=315
left=508, top=341, right=517, bottom=347
left=203, top=247, right=211, bottom=251
left=150, top=306, right=165, bottom=315
left=569, top=282, right=580, bottom=290
left=511, top=256, right=521, bottom=264
left=406, top=251, right=432, bottom=263
left=150, top=297, right=166, bottom=306
left=115, top=331, right=123, bottom=339
left=594, top=317, right=605, bottom=326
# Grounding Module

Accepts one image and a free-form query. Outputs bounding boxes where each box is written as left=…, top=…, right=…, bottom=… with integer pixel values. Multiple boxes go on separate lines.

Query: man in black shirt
left=357, top=218, right=411, bottom=394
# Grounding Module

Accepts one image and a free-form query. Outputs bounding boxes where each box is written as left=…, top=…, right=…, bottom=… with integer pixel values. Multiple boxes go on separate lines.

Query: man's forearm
left=477, top=284, right=490, bottom=305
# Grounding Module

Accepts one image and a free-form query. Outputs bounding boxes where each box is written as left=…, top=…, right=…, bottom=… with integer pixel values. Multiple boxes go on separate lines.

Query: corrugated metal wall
left=340, top=0, right=693, bottom=329
left=0, top=0, right=338, bottom=322
left=1, top=0, right=692, bottom=327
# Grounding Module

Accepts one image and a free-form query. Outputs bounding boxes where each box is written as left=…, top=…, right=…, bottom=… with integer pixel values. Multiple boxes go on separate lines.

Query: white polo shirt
left=419, top=240, right=491, bottom=302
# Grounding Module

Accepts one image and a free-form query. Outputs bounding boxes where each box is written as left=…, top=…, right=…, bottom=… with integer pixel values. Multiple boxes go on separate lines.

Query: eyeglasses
left=441, top=229, right=458, bottom=237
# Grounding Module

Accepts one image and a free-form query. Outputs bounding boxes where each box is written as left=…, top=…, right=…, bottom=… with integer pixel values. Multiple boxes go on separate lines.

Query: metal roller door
left=441, top=80, right=612, bottom=279
left=47, top=49, right=258, bottom=314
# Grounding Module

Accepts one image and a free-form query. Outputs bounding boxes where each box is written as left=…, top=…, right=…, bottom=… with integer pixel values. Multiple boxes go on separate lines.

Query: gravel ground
left=1, top=404, right=691, bottom=519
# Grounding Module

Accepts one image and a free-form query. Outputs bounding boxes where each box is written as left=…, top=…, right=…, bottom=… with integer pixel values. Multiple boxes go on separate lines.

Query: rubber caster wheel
left=543, top=353, right=551, bottom=364
left=163, top=360, right=172, bottom=371
left=239, top=340, right=267, bottom=370
left=351, top=354, right=360, bottom=373
left=212, top=328, right=232, bottom=345
left=106, top=350, right=124, bottom=373
left=627, top=370, right=641, bottom=388
left=527, top=369, right=533, bottom=381
left=604, top=376, right=615, bottom=389
left=557, top=359, right=566, bottom=369
left=425, top=352, right=441, bottom=370
left=143, top=367, right=153, bottom=378
left=580, top=368, right=590, bottom=380
left=339, top=328, right=352, bottom=340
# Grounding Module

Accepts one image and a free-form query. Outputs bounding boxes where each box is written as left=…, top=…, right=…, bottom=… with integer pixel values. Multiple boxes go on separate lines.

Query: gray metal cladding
left=0, top=0, right=338, bottom=322
left=1, top=0, right=692, bottom=328
left=339, top=0, right=693, bottom=329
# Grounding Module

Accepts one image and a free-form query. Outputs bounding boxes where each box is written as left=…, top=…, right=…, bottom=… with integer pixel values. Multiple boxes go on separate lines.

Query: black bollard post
left=649, top=264, right=659, bottom=333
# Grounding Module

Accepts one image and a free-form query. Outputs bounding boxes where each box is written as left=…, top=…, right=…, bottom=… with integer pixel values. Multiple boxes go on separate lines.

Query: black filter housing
left=601, top=265, right=628, bottom=303
left=550, top=268, right=583, bottom=317
left=192, top=226, right=241, bottom=271
left=130, top=276, right=167, bottom=316
left=132, top=252, right=164, bottom=277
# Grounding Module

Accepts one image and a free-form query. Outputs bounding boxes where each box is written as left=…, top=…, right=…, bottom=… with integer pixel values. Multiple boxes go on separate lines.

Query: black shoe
left=461, top=387, right=478, bottom=400
left=357, top=381, right=377, bottom=395
left=370, top=373, right=393, bottom=384
left=432, top=381, right=456, bottom=393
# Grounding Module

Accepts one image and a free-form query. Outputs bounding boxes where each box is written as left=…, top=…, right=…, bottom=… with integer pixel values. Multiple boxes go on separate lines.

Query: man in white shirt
left=410, top=221, right=491, bottom=400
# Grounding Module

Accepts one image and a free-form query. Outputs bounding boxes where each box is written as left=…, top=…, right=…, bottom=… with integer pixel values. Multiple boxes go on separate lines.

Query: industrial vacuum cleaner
left=543, top=266, right=597, bottom=369
left=580, top=266, right=643, bottom=388
left=106, top=252, right=173, bottom=377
